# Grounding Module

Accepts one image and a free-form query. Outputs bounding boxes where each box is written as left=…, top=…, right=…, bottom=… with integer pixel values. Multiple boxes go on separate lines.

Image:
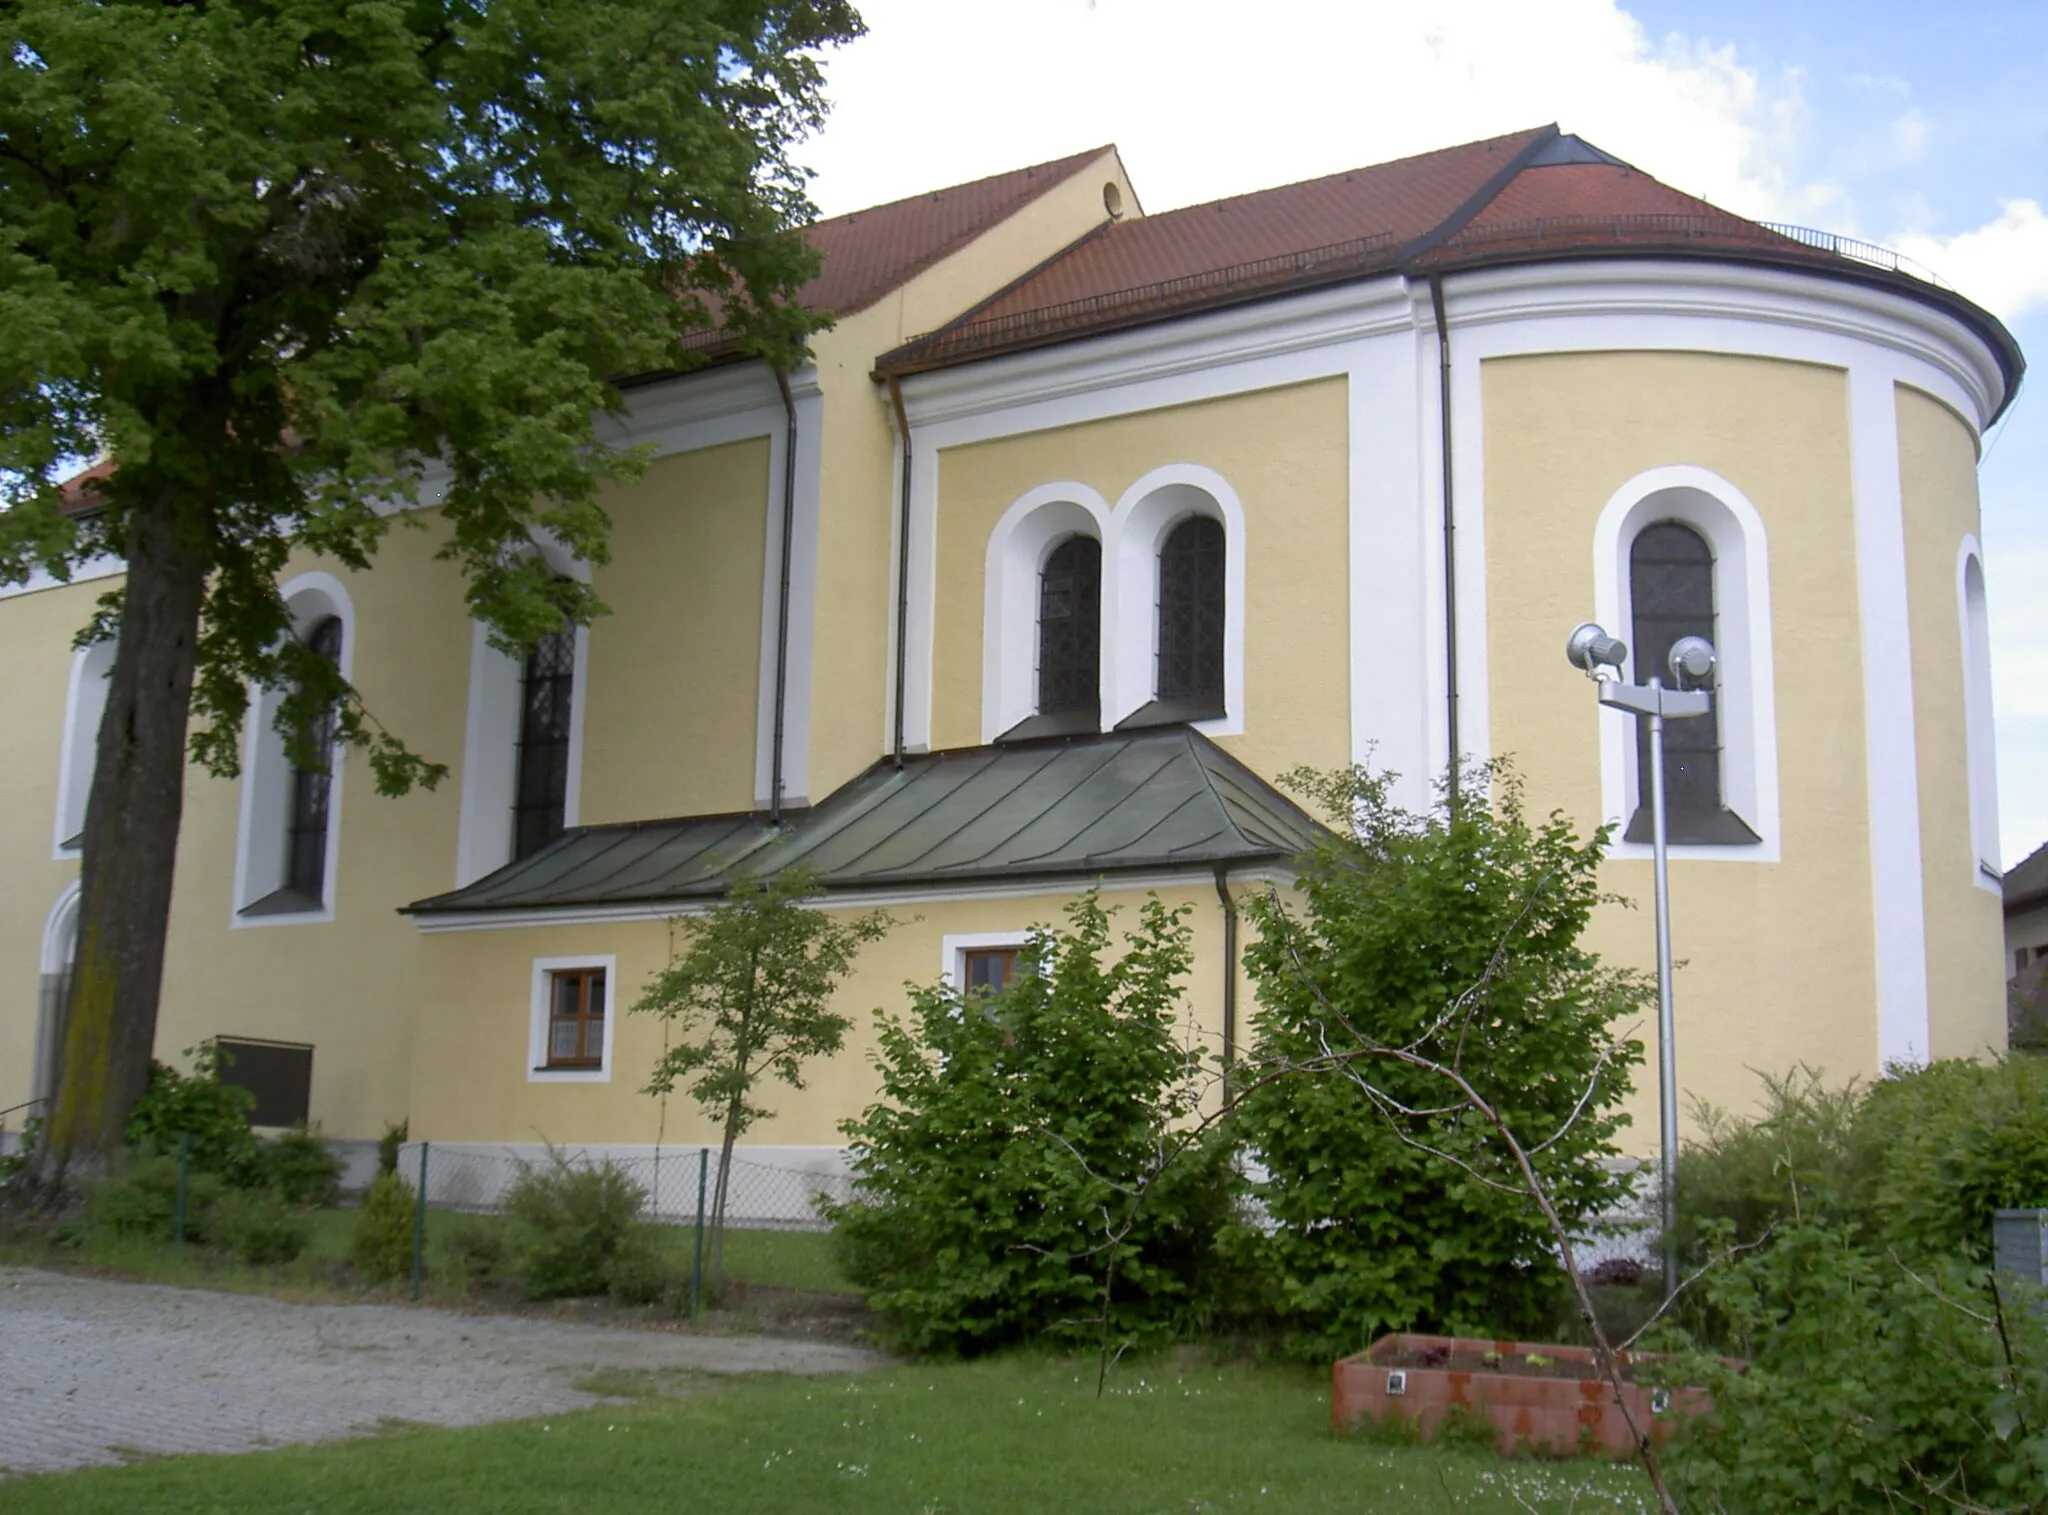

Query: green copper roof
left=406, top=727, right=1326, bottom=917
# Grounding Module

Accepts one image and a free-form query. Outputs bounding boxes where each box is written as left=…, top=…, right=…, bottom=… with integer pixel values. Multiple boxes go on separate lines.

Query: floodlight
left=1668, top=636, right=1716, bottom=688
left=1565, top=622, right=1628, bottom=677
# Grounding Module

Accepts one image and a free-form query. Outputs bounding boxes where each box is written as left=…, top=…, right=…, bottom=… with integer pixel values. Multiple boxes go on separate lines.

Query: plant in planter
left=1333, top=1332, right=1723, bottom=1458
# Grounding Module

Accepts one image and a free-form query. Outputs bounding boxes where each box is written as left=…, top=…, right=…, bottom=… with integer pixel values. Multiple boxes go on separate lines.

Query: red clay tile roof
left=675, top=145, right=1117, bottom=355
left=875, top=127, right=2022, bottom=411
left=798, top=145, right=1117, bottom=317
left=948, top=127, right=1548, bottom=328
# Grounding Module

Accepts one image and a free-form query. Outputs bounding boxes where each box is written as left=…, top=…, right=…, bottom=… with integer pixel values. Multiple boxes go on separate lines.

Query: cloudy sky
left=797, top=0, right=2047, bottom=868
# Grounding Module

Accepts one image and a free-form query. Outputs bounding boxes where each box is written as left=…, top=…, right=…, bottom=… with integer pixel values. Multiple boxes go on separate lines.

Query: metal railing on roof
left=1759, top=222, right=1950, bottom=289
left=886, top=230, right=1400, bottom=367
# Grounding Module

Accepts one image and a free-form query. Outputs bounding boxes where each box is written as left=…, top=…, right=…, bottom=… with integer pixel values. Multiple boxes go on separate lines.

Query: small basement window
left=213, top=1037, right=314, bottom=1128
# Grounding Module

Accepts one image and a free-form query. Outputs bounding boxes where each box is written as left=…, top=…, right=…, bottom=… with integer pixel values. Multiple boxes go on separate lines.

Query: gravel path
left=0, top=1267, right=884, bottom=1477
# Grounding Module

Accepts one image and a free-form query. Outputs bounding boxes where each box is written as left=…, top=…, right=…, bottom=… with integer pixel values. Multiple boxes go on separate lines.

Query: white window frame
left=980, top=464, right=1247, bottom=743
left=231, top=571, right=355, bottom=925
left=527, top=953, right=617, bottom=1082
left=1592, top=466, right=1780, bottom=862
left=940, top=930, right=1033, bottom=992
left=455, top=535, right=591, bottom=886
left=1957, top=538, right=2000, bottom=890
left=52, top=640, right=115, bottom=858
left=1108, top=464, right=1247, bottom=735
left=982, top=484, right=1114, bottom=743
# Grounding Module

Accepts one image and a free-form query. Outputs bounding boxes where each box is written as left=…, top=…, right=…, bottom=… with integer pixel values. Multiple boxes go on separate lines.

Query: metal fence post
left=690, top=1147, right=708, bottom=1322
left=411, top=1141, right=429, bottom=1302
left=174, top=1132, right=190, bottom=1246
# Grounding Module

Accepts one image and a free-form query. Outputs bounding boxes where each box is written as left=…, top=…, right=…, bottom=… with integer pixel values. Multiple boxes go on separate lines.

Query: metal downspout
left=770, top=368, right=799, bottom=823
left=1428, top=273, right=1460, bottom=802
left=1214, top=865, right=1238, bottom=1106
left=886, top=375, right=913, bottom=769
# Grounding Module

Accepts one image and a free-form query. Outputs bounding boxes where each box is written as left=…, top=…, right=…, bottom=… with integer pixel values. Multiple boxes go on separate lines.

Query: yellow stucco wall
left=148, top=523, right=476, bottom=1140
left=1897, top=384, right=2007, bottom=1057
left=580, top=439, right=770, bottom=823
left=408, top=880, right=1241, bottom=1147
left=1482, top=350, right=1876, bottom=1135
left=0, top=577, right=97, bottom=1122
left=800, top=151, right=1136, bottom=805
left=925, top=378, right=1352, bottom=782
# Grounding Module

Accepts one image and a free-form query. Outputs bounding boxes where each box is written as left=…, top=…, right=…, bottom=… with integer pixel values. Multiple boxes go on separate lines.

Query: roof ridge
left=1132, top=125, right=1553, bottom=223
left=1396, top=124, right=1563, bottom=264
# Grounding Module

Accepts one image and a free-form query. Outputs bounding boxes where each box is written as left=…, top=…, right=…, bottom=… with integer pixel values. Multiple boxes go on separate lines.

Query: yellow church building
left=1, top=125, right=2020, bottom=1197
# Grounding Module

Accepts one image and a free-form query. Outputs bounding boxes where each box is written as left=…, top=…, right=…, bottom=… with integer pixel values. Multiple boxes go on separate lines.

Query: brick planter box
left=1333, top=1332, right=1717, bottom=1457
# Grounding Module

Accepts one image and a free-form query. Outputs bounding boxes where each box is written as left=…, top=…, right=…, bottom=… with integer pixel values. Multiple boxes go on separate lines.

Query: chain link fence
left=391, top=1143, right=853, bottom=1233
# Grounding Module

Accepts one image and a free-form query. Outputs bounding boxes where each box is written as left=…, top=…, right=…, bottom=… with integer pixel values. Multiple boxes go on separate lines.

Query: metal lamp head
left=1565, top=622, right=1628, bottom=682
left=1668, top=635, right=1717, bottom=689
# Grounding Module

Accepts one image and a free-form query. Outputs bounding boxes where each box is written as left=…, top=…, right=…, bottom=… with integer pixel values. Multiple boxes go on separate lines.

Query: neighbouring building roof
left=405, top=726, right=1327, bottom=918
left=873, top=124, right=2023, bottom=414
left=2008, top=841, right=2048, bottom=914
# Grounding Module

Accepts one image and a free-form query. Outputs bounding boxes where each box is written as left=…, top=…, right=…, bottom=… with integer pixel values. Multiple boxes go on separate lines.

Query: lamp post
left=1565, top=623, right=1717, bottom=1297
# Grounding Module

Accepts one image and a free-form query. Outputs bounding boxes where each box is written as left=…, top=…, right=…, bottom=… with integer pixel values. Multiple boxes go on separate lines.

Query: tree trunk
left=32, top=495, right=207, bottom=1193
left=710, top=1096, right=743, bottom=1279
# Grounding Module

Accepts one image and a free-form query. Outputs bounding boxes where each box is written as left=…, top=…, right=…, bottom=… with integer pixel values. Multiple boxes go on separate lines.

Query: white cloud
left=800, top=0, right=1824, bottom=221
left=1891, top=200, right=2048, bottom=319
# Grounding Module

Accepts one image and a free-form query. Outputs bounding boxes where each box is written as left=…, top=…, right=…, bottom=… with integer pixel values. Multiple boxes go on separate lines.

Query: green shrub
left=1670, top=1066, right=1869, bottom=1263
left=434, top=1215, right=507, bottom=1293
left=831, top=894, right=1239, bottom=1355
left=351, top=1173, right=418, bottom=1283
left=122, top=1042, right=259, bottom=1184
left=84, top=1154, right=224, bottom=1242
left=505, top=1149, right=646, bottom=1299
left=605, top=1225, right=682, bottom=1307
left=1234, top=763, right=1646, bottom=1361
left=211, top=1189, right=311, bottom=1265
left=377, top=1119, right=408, bottom=1178
left=1859, top=1056, right=2048, bottom=1264
left=1677, top=1059, right=2048, bottom=1269
left=1664, top=1218, right=2048, bottom=1512
left=257, top=1124, right=342, bottom=1207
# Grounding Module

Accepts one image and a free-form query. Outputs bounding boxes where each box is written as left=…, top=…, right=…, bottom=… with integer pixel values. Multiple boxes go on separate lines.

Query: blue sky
left=803, top=0, right=2047, bottom=868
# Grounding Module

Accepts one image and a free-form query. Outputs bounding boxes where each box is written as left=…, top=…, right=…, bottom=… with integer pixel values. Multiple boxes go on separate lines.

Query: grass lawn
left=0, top=1207, right=850, bottom=1303
left=4, top=1354, right=1656, bottom=1514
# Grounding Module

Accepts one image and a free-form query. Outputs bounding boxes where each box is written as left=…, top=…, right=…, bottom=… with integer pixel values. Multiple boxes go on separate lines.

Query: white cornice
left=1441, top=261, right=2007, bottom=429
left=895, top=257, right=2007, bottom=439
left=897, top=276, right=1419, bottom=432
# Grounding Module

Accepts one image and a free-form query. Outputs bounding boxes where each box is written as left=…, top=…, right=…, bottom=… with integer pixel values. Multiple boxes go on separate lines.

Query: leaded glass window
left=283, top=616, right=344, bottom=902
left=1156, top=516, right=1225, bottom=708
left=1036, top=535, right=1101, bottom=717
left=1629, top=522, right=1729, bottom=833
left=514, top=627, right=576, bottom=860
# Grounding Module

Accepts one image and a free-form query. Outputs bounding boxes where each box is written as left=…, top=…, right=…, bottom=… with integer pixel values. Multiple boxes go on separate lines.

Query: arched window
left=1959, top=546, right=1999, bottom=882
left=1156, top=516, right=1226, bottom=713
left=282, top=616, right=345, bottom=903
left=514, top=626, right=577, bottom=859
left=54, top=639, right=115, bottom=855
left=1626, top=522, right=1757, bottom=845
left=1036, top=535, right=1101, bottom=719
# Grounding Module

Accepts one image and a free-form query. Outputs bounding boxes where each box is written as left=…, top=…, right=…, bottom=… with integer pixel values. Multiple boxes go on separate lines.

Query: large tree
left=0, top=0, right=861, bottom=1185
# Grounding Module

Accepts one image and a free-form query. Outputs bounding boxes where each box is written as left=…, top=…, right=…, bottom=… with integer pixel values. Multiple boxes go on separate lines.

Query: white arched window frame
left=52, top=639, right=115, bottom=858
left=33, top=883, right=80, bottom=1111
left=1592, top=466, right=1780, bottom=862
left=1957, top=538, right=2000, bottom=889
left=981, top=484, right=1113, bottom=743
left=455, top=534, right=592, bottom=886
left=980, top=466, right=1247, bottom=743
left=1108, top=466, right=1246, bottom=735
left=231, top=571, right=355, bottom=925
